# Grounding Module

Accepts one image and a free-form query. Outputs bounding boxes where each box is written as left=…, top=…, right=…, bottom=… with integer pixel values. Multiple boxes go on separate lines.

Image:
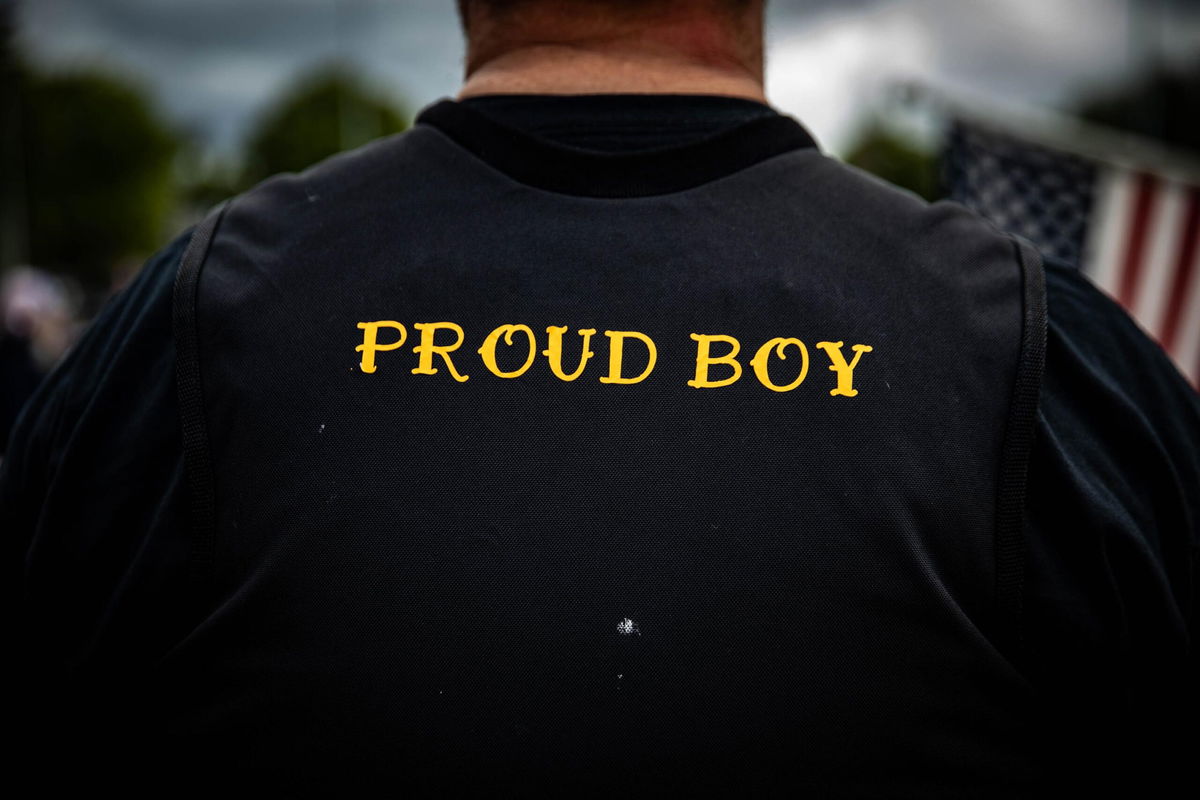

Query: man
left=4, top=0, right=1197, bottom=794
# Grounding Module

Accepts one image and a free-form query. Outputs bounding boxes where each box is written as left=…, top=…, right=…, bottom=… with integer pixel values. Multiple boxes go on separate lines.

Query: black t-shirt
left=4, top=94, right=1198, bottom=788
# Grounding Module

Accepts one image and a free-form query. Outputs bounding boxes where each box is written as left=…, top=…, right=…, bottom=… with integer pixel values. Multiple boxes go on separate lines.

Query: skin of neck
left=456, top=1, right=767, bottom=102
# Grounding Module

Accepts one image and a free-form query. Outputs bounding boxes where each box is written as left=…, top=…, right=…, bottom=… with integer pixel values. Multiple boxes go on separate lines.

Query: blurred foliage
left=176, top=151, right=244, bottom=218
left=843, top=123, right=942, bottom=202
left=1077, top=62, right=1200, bottom=155
left=241, top=63, right=409, bottom=187
left=6, top=64, right=179, bottom=289
left=2, top=52, right=411, bottom=290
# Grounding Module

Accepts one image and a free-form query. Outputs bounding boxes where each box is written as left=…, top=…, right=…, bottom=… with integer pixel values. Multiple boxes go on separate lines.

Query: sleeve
left=1021, top=255, right=1199, bottom=787
left=1, top=225, right=199, bottom=771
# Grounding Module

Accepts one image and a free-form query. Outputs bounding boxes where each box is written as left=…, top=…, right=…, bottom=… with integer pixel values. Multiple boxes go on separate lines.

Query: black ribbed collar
left=414, top=95, right=820, bottom=198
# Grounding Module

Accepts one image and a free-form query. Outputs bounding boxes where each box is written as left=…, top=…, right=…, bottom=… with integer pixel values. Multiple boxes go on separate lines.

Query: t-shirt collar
left=414, top=95, right=821, bottom=198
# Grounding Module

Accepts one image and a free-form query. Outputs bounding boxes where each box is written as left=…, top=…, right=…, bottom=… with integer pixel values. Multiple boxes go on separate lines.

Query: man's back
left=14, top=94, right=1044, bottom=793
left=6, top=0, right=1198, bottom=794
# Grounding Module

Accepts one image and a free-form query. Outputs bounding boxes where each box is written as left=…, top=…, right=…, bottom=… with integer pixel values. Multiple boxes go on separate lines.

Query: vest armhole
left=173, top=200, right=229, bottom=590
left=994, top=235, right=1048, bottom=663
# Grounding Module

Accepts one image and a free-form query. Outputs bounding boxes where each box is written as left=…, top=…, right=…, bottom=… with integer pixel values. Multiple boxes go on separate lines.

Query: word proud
left=356, top=321, right=873, bottom=396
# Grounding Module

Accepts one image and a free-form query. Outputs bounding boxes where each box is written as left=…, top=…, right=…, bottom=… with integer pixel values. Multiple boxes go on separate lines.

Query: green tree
left=7, top=64, right=179, bottom=288
left=242, top=63, right=409, bottom=187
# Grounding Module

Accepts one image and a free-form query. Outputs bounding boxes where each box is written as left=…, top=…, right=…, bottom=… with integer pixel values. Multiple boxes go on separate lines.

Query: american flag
left=942, top=118, right=1200, bottom=387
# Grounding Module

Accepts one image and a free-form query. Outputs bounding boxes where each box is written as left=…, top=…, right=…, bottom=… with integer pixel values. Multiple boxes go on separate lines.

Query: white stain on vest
left=617, top=618, right=640, bottom=636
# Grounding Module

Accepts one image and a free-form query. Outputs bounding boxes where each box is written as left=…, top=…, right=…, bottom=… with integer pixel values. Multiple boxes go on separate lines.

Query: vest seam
left=995, top=234, right=1048, bottom=666
left=173, top=199, right=229, bottom=594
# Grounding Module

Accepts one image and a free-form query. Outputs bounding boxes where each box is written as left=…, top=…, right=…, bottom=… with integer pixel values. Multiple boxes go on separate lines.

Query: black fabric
left=3, top=229, right=200, bottom=788
left=458, top=92, right=781, bottom=150
left=419, top=95, right=817, bottom=197
left=178, top=113, right=1031, bottom=793
left=3, top=94, right=1197, bottom=795
left=0, top=332, right=43, bottom=453
left=1021, top=254, right=1199, bottom=788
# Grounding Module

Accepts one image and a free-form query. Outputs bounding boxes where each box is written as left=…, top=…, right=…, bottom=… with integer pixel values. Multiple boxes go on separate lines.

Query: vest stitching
left=173, top=200, right=229, bottom=591
left=995, top=234, right=1049, bottom=665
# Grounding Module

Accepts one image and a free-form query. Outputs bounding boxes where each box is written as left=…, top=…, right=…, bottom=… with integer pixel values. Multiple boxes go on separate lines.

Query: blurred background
left=2, top=0, right=1198, bottom=450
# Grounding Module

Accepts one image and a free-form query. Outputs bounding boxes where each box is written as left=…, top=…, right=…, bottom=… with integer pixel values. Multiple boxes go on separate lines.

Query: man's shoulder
left=204, top=124, right=462, bottom=266
left=1042, top=254, right=1199, bottom=415
left=1030, top=253, right=1199, bottom=609
left=5, top=223, right=192, bottom=454
left=2, top=221, right=193, bottom=618
left=230, top=124, right=444, bottom=213
left=1023, top=254, right=1198, bottom=771
left=788, top=155, right=1036, bottom=275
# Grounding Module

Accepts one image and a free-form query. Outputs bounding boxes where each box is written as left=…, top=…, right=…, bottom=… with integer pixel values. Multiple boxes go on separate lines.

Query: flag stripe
left=1118, top=172, right=1160, bottom=309
left=1133, top=181, right=1190, bottom=335
left=1160, top=185, right=1200, bottom=354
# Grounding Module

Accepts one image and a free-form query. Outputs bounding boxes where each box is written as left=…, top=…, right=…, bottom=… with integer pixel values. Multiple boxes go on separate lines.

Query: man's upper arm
left=1022, top=254, right=1199, bottom=775
left=2, top=224, right=197, bottom=668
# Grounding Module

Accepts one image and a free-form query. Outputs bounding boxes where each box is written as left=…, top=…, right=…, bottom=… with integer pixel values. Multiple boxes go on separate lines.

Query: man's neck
left=457, top=44, right=766, bottom=101
left=456, top=5, right=766, bottom=102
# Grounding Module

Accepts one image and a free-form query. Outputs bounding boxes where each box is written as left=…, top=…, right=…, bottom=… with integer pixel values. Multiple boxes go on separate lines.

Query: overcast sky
left=12, top=0, right=1200, bottom=157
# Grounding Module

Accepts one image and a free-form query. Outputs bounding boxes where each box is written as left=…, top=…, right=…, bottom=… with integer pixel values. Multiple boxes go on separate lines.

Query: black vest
left=159, top=99, right=1047, bottom=795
